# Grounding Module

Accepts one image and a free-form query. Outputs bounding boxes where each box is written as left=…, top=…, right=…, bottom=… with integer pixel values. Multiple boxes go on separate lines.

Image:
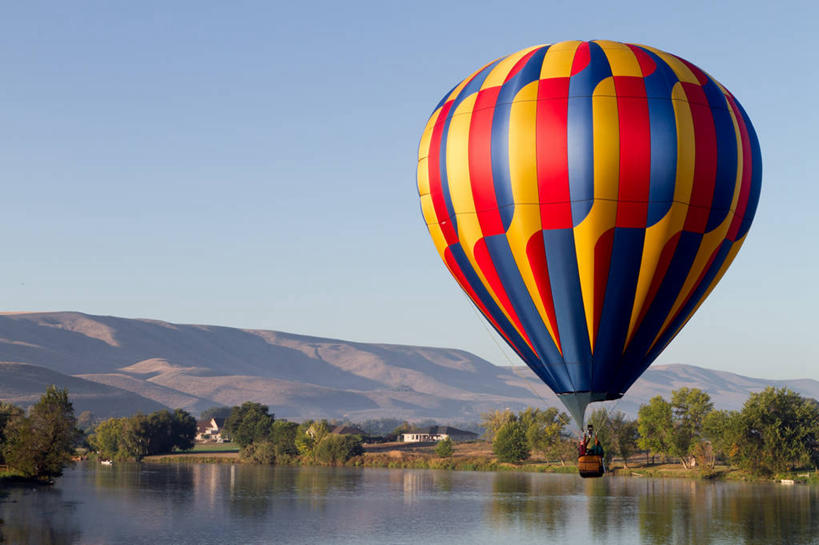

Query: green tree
left=225, top=402, right=274, bottom=448
left=271, top=420, right=299, bottom=461
left=733, top=387, right=819, bottom=475
left=519, top=407, right=570, bottom=462
left=435, top=437, right=454, bottom=458
left=670, top=388, right=713, bottom=468
left=481, top=409, right=515, bottom=441
left=314, top=434, right=363, bottom=465
left=637, top=396, right=673, bottom=464
left=3, top=386, right=78, bottom=480
left=608, top=411, right=639, bottom=468
left=702, top=409, right=742, bottom=462
left=90, top=417, right=130, bottom=461
left=492, top=418, right=529, bottom=463
left=0, top=402, right=24, bottom=465
left=296, top=420, right=330, bottom=462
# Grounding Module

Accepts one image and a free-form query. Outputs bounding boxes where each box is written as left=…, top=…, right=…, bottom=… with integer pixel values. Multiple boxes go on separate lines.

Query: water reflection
left=0, top=464, right=817, bottom=544
left=0, top=485, right=80, bottom=545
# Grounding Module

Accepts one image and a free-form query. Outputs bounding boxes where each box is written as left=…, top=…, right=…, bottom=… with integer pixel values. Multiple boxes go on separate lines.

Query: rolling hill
left=0, top=311, right=815, bottom=423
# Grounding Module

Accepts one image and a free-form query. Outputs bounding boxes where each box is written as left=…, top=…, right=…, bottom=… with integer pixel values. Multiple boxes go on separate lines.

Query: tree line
left=483, top=386, right=819, bottom=476
left=223, top=402, right=363, bottom=465
left=90, top=409, right=197, bottom=461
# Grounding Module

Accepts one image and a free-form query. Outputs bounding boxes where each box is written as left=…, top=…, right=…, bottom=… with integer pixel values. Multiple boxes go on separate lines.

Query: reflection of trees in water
left=716, top=483, right=819, bottom=545
left=0, top=485, right=81, bottom=545
left=486, top=473, right=572, bottom=535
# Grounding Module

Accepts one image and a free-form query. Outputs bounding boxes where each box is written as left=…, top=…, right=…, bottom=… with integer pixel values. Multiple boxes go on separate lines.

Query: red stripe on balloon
left=474, top=238, right=537, bottom=354
left=614, top=76, right=651, bottom=228
left=627, top=44, right=656, bottom=77
left=536, top=77, right=573, bottom=229
left=571, top=42, right=590, bottom=76
left=427, top=101, right=459, bottom=245
left=525, top=231, right=561, bottom=350
left=681, top=83, right=718, bottom=233
left=725, top=94, right=753, bottom=242
left=676, top=57, right=710, bottom=86
left=593, top=228, right=616, bottom=345
left=469, top=87, right=505, bottom=236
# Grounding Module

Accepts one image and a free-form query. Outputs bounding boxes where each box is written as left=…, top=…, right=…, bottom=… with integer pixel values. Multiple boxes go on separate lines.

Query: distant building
left=195, top=417, right=228, bottom=442
left=331, top=424, right=366, bottom=436
left=401, top=426, right=478, bottom=443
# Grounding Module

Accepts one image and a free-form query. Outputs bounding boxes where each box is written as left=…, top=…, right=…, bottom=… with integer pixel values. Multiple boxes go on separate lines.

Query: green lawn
left=185, top=443, right=239, bottom=453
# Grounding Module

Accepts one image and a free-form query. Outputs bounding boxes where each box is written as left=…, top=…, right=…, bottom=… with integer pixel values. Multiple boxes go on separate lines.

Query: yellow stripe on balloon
left=505, top=81, right=561, bottom=349
left=595, top=40, right=643, bottom=77
left=417, top=108, right=442, bottom=196
left=574, top=77, right=619, bottom=351
left=671, top=83, right=696, bottom=205
left=540, top=41, right=580, bottom=79
left=419, top=194, right=448, bottom=254
left=445, top=95, right=478, bottom=216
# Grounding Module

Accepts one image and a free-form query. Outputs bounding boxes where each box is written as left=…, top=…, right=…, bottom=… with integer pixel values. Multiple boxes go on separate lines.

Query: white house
left=400, top=426, right=478, bottom=443
left=195, top=417, right=228, bottom=442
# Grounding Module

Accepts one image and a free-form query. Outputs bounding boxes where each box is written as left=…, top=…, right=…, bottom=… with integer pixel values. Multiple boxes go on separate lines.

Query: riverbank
left=139, top=441, right=819, bottom=484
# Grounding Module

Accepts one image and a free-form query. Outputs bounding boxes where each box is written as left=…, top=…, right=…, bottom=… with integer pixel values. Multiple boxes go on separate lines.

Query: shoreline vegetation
left=140, top=441, right=819, bottom=485
left=2, top=385, right=818, bottom=486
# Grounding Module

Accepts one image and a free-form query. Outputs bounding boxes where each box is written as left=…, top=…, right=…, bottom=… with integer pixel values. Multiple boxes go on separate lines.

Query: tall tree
left=481, top=409, right=515, bottom=441
left=225, top=402, right=275, bottom=448
left=3, top=386, right=77, bottom=480
left=733, top=387, right=819, bottom=475
left=0, top=402, right=24, bottom=465
left=608, top=411, right=639, bottom=468
left=637, top=396, right=673, bottom=464
left=492, top=418, right=529, bottom=463
left=670, top=388, right=713, bottom=468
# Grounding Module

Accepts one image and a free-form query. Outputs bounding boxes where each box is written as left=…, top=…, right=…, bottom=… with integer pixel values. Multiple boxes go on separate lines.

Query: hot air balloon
left=416, top=40, right=761, bottom=428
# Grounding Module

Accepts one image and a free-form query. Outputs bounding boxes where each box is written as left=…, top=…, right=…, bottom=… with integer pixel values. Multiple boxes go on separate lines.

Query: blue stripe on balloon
left=704, top=79, right=739, bottom=232
left=735, top=100, right=762, bottom=240
left=435, top=61, right=503, bottom=241
left=567, top=42, right=611, bottom=225
left=590, top=228, right=645, bottom=392
left=641, top=49, right=679, bottom=226
left=484, top=233, right=571, bottom=392
left=621, top=231, right=702, bottom=375
left=542, top=229, right=592, bottom=389
left=491, top=47, right=551, bottom=230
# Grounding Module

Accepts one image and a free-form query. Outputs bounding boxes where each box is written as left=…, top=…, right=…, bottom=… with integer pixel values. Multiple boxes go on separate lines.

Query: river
left=1, top=463, right=816, bottom=544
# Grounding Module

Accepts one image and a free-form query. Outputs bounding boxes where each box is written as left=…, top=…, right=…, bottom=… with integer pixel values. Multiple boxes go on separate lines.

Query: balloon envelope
left=416, top=40, right=761, bottom=425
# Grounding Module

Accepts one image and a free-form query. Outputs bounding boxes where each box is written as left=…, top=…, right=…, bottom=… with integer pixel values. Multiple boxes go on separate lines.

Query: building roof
left=405, top=426, right=478, bottom=437
left=331, top=424, right=365, bottom=435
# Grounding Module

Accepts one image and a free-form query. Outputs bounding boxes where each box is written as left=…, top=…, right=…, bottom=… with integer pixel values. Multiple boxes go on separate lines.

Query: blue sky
left=1, top=1, right=816, bottom=380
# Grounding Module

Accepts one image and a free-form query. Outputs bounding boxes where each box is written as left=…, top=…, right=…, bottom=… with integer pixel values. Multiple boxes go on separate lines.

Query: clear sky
left=1, top=1, right=816, bottom=380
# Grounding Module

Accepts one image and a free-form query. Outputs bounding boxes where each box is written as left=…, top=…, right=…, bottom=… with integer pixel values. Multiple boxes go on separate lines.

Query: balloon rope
left=460, top=290, right=552, bottom=407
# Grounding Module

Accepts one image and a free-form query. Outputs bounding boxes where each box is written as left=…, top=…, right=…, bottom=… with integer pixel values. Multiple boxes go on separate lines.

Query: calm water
left=1, top=463, right=817, bottom=545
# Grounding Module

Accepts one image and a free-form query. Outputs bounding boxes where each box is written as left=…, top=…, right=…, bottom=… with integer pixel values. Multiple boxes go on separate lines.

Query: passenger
left=589, top=438, right=604, bottom=457
left=578, top=436, right=587, bottom=456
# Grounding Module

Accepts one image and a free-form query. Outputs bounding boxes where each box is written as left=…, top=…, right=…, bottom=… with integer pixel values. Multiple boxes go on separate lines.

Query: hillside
left=0, top=311, right=815, bottom=422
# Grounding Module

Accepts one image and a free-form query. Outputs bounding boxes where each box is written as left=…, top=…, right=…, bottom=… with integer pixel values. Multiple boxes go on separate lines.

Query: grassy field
left=185, top=443, right=239, bottom=453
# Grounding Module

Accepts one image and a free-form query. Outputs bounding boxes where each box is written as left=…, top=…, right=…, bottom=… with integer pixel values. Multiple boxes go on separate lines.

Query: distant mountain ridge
left=0, top=311, right=815, bottom=422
